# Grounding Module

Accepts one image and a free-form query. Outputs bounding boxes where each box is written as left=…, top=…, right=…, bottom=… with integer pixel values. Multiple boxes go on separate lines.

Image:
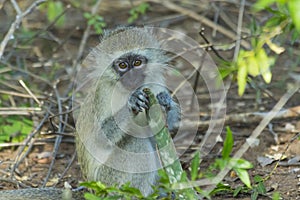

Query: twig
left=24, top=4, right=71, bottom=44
left=0, top=107, right=43, bottom=116
left=0, top=78, right=24, bottom=93
left=212, top=3, right=250, bottom=36
left=148, top=0, right=250, bottom=49
left=54, top=151, right=77, bottom=187
left=171, top=50, right=210, bottom=97
left=267, top=132, right=300, bottom=175
left=0, top=138, right=75, bottom=148
left=0, top=67, right=11, bottom=74
left=0, top=107, right=42, bottom=111
left=0, top=141, right=46, bottom=148
left=196, top=1, right=246, bottom=159
left=73, top=0, right=103, bottom=69
left=10, top=0, right=22, bottom=15
left=0, top=0, right=46, bottom=59
left=233, top=0, right=246, bottom=61
left=0, top=89, right=46, bottom=99
left=199, top=29, right=226, bottom=62
left=212, top=2, right=220, bottom=37
left=179, top=105, right=300, bottom=132
left=64, top=0, right=103, bottom=98
left=174, top=84, right=300, bottom=192
left=52, top=26, right=79, bottom=54
left=1, top=61, right=52, bottom=86
left=0, top=178, right=29, bottom=189
left=10, top=112, right=50, bottom=178
left=42, top=82, right=63, bottom=187
left=18, top=80, right=42, bottom=106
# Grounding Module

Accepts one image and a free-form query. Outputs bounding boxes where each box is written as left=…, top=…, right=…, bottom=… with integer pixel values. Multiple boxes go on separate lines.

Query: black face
left=113, top=54, right=148, bottom=76
left=113, top=54, right=148, bottom=90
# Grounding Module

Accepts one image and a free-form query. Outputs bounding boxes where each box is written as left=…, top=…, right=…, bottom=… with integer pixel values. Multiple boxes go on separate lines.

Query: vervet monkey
left=0, top=27, right=181, bottom=200
left=75, top=27, right=181, bottom=196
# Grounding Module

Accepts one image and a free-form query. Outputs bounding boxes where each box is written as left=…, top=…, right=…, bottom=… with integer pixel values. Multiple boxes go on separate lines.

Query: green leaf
left=288, top=0, right=300, bottom=32
left=129, top=9, right=136, bottom=15
left=230, top=158, right=253, bottom=169
left=0, top=116, right=33, bottom=143
left=83, top=12, right=92, bottom=19
left=84, top=14, right=106, bottom=34
left=256, top=181, right=267, bottom=194
left=139, top=3, right=150, bottom=14
left=3, top=123, right=21, bottom=134
left=291, top=29, right=300, bottom=43
left=247, top=54, right=260, bottom=77
left=237, top=52, right=248, bottom=96
left=47, top=1, right=56, bottom=21
left=84, top=193, right=102, bottom=200
left=265, top=16, right=286, bottom=28
left=214, top=158, right=228, bottom=170
left=120, top=183, right=143, bottom=196
left=256, top=48, right=273, bottom=83
left=250, top=18, right=262, bottom=35
left=253, top=175, right=263, bottom=183
left=157, top=169, right=169, bottom=183
left=0, top=135, right=10, bottom=143
left=219, top=68, right=234, bottom=79
left=127, top=3, right=150, bottom=23
left=22, top=118, right=34, bottom=133
left=251, top=189, right=259, bottom=200
left=47, top=1, right=65, bottom=27
left=252, top=0, right=277, bottom=11
left=233, top=186, right=243, bottom=197
left=190, top=151, right=200, bottom=181
left=272, top=192, right=281, bottom=200
left=128, top=14, right=138, bottom=24
left=209, top=183, right=231, bottom=196
left=234, top=168, right=252, bottom=188
left=222, top=126, right=234, bottom=160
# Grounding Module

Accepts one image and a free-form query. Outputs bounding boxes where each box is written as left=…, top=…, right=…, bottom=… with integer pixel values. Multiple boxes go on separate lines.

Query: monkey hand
left=128, top=88, right=149, bottom=114
left=156, top=91, right=181, bottom=132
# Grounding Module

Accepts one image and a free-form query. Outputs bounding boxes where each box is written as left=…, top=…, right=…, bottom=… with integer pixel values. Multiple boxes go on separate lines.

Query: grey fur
left=76, top=27, right=180, bottom=197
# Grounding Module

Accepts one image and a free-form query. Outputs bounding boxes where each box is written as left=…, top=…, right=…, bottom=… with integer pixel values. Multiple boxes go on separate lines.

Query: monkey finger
left=137, top=100, right=149, bottom=110
left=137, top=94, right=149, bottom=105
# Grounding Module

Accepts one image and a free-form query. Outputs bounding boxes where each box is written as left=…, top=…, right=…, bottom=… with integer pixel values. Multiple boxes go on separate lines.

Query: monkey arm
left=156, top=91, right=181, bottom=132
left=99, top=86, right=180, bottom=148
left=100, top=102, right=154, bottom=148
left=127, top=86, right=181, bottom=132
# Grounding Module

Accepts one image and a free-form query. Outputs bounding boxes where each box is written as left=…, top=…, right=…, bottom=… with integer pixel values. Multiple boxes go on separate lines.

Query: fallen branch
left=0, top=107, right=43, bottom=116
left=179, top=105, right=300, bottom=132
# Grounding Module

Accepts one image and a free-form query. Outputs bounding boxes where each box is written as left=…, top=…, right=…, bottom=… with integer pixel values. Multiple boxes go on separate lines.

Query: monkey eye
left=118, top=62, right=128, bottom=70
left=133, top=59, right=142, bottom=67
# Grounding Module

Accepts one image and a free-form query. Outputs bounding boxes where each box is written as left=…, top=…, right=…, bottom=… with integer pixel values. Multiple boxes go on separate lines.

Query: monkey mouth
left=119, top=69, right=146, bottom=90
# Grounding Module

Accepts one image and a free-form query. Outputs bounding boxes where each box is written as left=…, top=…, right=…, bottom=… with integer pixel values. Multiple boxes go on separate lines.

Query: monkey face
left=112, top=53, right=148, bottom=90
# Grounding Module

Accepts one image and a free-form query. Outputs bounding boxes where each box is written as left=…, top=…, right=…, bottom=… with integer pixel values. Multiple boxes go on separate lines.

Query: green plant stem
left=143, top=88, right=198, bottom=199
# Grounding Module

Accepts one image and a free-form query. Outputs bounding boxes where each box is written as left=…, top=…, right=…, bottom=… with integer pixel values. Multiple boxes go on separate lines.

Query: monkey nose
left=120, top=69, right=146, bottom=90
